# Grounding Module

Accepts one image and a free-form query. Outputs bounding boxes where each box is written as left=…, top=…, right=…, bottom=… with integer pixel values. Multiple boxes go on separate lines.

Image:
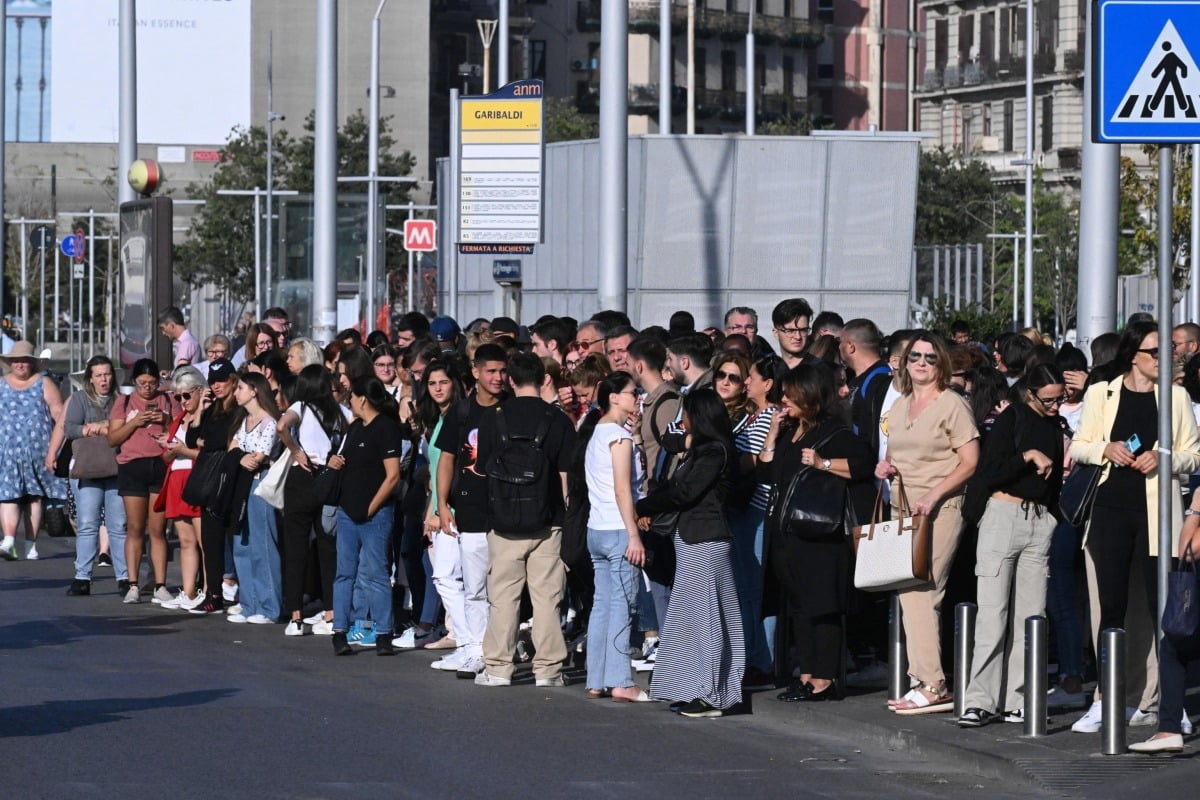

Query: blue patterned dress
left=0, top=375, right=67, bottom=502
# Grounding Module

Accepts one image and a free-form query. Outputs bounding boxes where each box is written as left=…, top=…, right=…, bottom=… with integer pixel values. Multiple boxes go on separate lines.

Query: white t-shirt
left=585, top=422, right=646, bottom=530
left=288, top=401, right=351, bottom=466
left=877, top=381, right=904, bottom=462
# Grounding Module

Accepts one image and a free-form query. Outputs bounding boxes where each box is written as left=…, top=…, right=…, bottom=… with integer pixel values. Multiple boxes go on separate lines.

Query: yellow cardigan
left=1068, top=376, right=1200, bottom=557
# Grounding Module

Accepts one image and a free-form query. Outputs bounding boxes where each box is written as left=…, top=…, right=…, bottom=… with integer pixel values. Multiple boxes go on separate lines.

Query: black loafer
left=66, top=579, right=91, bottom=596
left=799, top=680, right=842, bottom=701
left=777, top=682, right=813, bottom=702
left=332, top=632, right=355, bottom=656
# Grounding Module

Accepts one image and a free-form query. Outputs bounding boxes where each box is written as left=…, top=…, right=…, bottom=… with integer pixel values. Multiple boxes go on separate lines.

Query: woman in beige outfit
left=876, top=331, right=980, bottom=714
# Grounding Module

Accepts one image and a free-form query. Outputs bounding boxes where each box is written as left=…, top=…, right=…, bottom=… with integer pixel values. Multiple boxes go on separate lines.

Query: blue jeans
left=587, top=527, right=640, bottom=690
left=334, top=506, right=395, bottom=635
left=232, top=480, right=282, bottom=620
left=73, top=477, right=127, bottom=581
left=419, top=548, right=442, bottom=626
left=730, top=503, right=776, bottom=672
left=1045, top=519, right=1084, bottom=679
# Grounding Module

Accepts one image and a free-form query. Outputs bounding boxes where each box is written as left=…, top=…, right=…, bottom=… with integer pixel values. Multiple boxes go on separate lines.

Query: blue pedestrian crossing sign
left=1097, top=1, right=1200, bottom=142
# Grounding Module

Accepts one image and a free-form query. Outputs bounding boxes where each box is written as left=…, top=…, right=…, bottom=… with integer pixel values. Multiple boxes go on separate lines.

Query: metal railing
left=5, top=8, right=51, bottom=142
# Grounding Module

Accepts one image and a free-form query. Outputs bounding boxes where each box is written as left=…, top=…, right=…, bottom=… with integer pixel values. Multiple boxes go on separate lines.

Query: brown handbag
left=852, top=472, right=933, bottom=591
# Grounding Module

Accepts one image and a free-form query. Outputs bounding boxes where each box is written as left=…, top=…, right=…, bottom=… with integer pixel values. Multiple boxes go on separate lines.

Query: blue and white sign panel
left=1097, top=1, right=1200, bottom=142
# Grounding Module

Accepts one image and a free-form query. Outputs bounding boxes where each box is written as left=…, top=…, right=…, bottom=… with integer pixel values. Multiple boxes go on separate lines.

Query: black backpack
left=485, top=406, right=555, bottom=533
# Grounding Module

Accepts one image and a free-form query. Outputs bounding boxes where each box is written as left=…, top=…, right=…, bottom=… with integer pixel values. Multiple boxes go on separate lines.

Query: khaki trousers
left=482, top=528, right=568, bottom=680
left=897, top=499, right=964, bottom=688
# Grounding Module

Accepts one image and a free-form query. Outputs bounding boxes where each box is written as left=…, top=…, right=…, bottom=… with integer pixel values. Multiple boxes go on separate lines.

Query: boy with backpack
left=472, top=352, right=576, bottom=687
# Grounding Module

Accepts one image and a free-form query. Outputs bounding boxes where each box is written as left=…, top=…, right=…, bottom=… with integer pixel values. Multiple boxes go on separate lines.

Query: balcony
left=433, top=0, right=498, bottom=29
left=585, top=2, right=825, bottom=47
left=922, top=68, right=943, bottom=91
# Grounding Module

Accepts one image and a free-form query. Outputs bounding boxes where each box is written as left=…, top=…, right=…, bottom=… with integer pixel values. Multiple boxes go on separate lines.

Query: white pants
left=458, top=530, right=491, bottom=656
left=430, top=531, right=465, bottom=643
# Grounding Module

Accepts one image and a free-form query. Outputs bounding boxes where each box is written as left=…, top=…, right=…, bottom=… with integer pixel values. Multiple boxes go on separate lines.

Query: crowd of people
left=2, top=300, right=1199, bottom=744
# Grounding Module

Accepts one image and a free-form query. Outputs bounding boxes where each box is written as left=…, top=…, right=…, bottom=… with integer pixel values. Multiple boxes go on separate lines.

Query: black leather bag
left=182, top=449, right=225, bottom=507
left=766, top=429, right=848, bottom=541
left=311, top=431, right=346, bottom=506
left=1058, top=463, right=1102, bottom=526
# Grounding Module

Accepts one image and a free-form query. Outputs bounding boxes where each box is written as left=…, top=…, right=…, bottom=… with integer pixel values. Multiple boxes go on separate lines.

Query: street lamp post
left=266, top=31, right=283, bottom=311
left=368, top=0, right=389, bottom=335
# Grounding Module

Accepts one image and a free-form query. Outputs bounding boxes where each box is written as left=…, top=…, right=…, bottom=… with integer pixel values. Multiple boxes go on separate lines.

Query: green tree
left=543, top=97, right=598, bottom=143
left=915, top=148, right=1006, bottom=246
left=1119, top=145, right=1193, bottom=298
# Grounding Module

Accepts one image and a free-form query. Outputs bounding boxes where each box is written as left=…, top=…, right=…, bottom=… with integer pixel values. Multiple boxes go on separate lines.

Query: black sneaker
left=677, top=699, right=723, bottom=718
left=188, top=599, right=223, bottom=615
left=332, top=632, right=355, bottom=656
left=97, top=552, right=113, bottom=568
left=375, top=636, right=397, bottom=656
left=66, top=579, right=91, bottom=596
left=958, top=708, right=997, bottom=728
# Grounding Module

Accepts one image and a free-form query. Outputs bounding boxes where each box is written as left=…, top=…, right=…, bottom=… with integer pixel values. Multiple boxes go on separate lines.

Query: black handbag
left=182, top=449, right=225, bottom=507
left=312, top=431, right=346, bottom=506
left=53, top=438, right=73, bottom=479
left=1058, top=463, right=1102, bottom=526
left=767, top=428, right=848, bottom=541
left=1163, top=545, right=1200, bottom=658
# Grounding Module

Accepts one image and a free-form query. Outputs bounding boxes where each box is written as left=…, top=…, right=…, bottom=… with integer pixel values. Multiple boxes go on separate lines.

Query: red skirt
left=155, top=466, right=202, bottom=519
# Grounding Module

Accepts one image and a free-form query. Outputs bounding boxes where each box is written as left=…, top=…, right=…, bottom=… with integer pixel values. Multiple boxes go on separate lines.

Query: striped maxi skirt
left=649, top=534, right=746, bottom=709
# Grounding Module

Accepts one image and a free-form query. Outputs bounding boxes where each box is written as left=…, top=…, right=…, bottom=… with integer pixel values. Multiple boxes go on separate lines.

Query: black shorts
left=117, top=457, right=167, bottom=498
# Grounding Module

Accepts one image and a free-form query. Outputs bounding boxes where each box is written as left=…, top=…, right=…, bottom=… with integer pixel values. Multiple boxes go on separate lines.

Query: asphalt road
left=0, top=535, right=1135, bottom=798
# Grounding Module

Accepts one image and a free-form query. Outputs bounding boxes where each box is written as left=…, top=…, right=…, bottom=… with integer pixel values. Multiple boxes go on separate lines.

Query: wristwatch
left=1185, top=509, right=1200, bottom=517
left=821, top=458, right=832, bottom=471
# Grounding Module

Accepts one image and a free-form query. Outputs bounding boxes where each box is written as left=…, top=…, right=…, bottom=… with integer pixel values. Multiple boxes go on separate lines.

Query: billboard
left=48, top=0, right=251, bottom=144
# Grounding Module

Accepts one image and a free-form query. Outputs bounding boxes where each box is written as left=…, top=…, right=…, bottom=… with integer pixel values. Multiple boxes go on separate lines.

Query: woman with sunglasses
left=956, top=364, right=1066, bottom=727
left=712, top=352, right=754, bottom=427
left=1068, top=320, right=1200, bottom=738
left=108, top=359, right=178, bottom=603
left=876, top=331, right=980, bottom=715
left=154, top=367, right=208, bottom=610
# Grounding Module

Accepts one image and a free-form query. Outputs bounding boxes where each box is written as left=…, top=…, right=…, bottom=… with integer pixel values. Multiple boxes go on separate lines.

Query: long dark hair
left=682, top=388, right=734, bottom=452
left=417, top=360, right=463, bottom=438
left=1014, top=362, right=1064, bottom=405
left=1111, top=319, right=1159, bottom=376
left=292, top=364, right=345, bottom=436
left=779, top=363, right=837, bottom=431
left=350, top=375, right=400, bottom=421
left=595, top=371, right=636, bottom=413
left=227, top=371, right=283, bottom=446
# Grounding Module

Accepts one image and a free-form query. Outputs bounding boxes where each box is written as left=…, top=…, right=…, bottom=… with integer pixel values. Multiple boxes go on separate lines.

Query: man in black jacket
left=472, top=352, right=575, bottom=687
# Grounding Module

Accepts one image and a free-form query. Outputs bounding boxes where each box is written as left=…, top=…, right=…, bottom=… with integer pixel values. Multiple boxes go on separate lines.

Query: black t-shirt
left=198, top=404, right=237, bottom=453
left=1098, top=385, right=1158, bottom=510
left=474, top=395, right=576, bottom=530
left=338, top=415, right=404, bottom=523
left=847, top=359, right=891, bottom=453
left=434, top=396, right=495, bottom=531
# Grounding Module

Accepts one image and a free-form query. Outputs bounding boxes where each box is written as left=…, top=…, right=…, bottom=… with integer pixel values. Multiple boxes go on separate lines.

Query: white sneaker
left=1071, top=701, right=1103, bottom=733
left=225, top=603, right=243, bottom=616
left=284, top=620, right=305, bottom=637
left=159, top=591, right=186, bottom=609
left=178, top=592, right=205, bottom=611
left=431, top=650, right=467, bottom=671
left=303, top=610, right=326, bottom=625
left=392, top=626, right=439, bottom=649
left=227, top=613, right=248, bottom=623
left=25, top=543, right=38, bottom=561
left=311, top=619, right=334, bottom=636
left=455, top=655, right=485, bottom=676
left=474, top=671, right=511, bottom=687
left=1130, top=708, right=1159, bottom=727
left=222, top=582, right=238, bottom=603
left=1183, top=714, right=1195, bottom=735
left=150, top=586, right=174, bottom=605
left=246, top=614, right=275, bottom=625
left=0, top=536, right=16, bottom=560
left=123, top=585, right=142, bottom=604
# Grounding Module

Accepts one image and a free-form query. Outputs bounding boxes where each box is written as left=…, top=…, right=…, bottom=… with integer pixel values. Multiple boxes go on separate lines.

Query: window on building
left=959, top=15, right=974, bottom=64
left=727, top=0, right=737, bottom=12
left=816, top=0, right=833, bottom=21
left=529, top=40, right=546, bottom=80
left=756, top=0, right=765, bottom=12
left=999, top=8, right=1011, bottom=66
left=755, top=52, right=766, bottom=96
left=696, top=47, right=707, bottom=92
left=1003, top=99, right=1014, bottom=151
left=784, top=0, right=794, bottom=17
left=1042, top=95, right=1054, bottom=151
left=962, top=104, right=972, bottom=153
left=980, top=12, right=995, bottom=66
left=935, top=19, right=949, bottom=71
left=816, top=38, right=834, bottom=80
left=783, top=56, right=795, bottom=96
left=983, top=103, right=992, bottom=136
left=721, top=50, right=737, bottom=92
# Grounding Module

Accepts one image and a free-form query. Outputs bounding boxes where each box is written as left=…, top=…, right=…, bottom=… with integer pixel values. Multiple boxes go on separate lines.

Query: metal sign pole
left=1158, top=146, right=1173, bottom=642
left=88, top=209, right=95, bottom=356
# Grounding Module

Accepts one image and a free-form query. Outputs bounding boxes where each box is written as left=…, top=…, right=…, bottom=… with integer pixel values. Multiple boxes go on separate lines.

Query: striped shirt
left=734, top=406, right=777, bottom=511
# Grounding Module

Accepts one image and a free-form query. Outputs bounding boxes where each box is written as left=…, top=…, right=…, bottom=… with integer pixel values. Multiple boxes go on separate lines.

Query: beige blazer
left=1069, top=376, right=1200, bottom=557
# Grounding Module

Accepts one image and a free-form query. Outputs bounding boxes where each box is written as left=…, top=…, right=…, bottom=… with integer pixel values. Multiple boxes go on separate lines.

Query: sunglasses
left=177, top=391, right=194, bottom=402
left=1138, top=347, right=1160, bottom=360
left=907, top=350, right=939, bottom=365
left=573, top=338, right=602, bottom=351
left=716, top=369, right=744, bottom=384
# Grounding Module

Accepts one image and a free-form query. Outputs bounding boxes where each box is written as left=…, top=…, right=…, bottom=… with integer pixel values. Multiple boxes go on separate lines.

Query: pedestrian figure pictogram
left=1113, top=20, right=1200, bottom=122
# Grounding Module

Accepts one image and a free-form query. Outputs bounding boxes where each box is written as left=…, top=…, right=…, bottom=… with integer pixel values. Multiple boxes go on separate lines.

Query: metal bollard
left=888, top=593, right=908, bottom=701
left=1101, top=628, right=1127, bottom=755
left=1023, top=615, right=1048, bottom=737
left=953, top=602, right=977, bottom=718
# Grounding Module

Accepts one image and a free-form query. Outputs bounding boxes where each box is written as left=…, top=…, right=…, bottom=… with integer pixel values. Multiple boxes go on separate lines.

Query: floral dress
left=0, top=375, right=68, bottom=502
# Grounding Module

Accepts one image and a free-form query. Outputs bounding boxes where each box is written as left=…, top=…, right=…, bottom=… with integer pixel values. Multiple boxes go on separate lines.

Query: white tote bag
left=852, top=473, right=932, bottom=592
left=253, top=455, right=291, bottom=510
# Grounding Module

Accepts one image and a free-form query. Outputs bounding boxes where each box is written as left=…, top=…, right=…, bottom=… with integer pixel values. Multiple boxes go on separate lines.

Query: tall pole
left=88, top=209, right=95, bottom=354
left=19, top=222, right=27, bottom=339
left=266, top=31, right=276, bottom=311
left=478, top=20, right=498, bottom=94
left=1158, top=147, right=1174, bottom=640
left=407, top=202, right=416, bottom=314
left=448, top=89, right=460, bottom=319
left=498, top=0, right=509, bottom=87
left=118, top=0, right=137, bottom=206
left=686, top=0, right=695, bottom=135
left=745, top=4, right=755, bottom=135
left=253, top=191, right=262, bottom=320
left=1023, top=0, right=1034, bottom=328
left=1192, top=144, right=1200, bottom=319
left=0, top=14, right=6, bottom=323
left=312, top=0, right=338, bottom=345
left=368, top=1, right=387, bottom=335
left=1077, top=0, right=1119, bottom=355
left=599, top=0, right=629, bottom=313
left=659, top=0, right=671, bottom=133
